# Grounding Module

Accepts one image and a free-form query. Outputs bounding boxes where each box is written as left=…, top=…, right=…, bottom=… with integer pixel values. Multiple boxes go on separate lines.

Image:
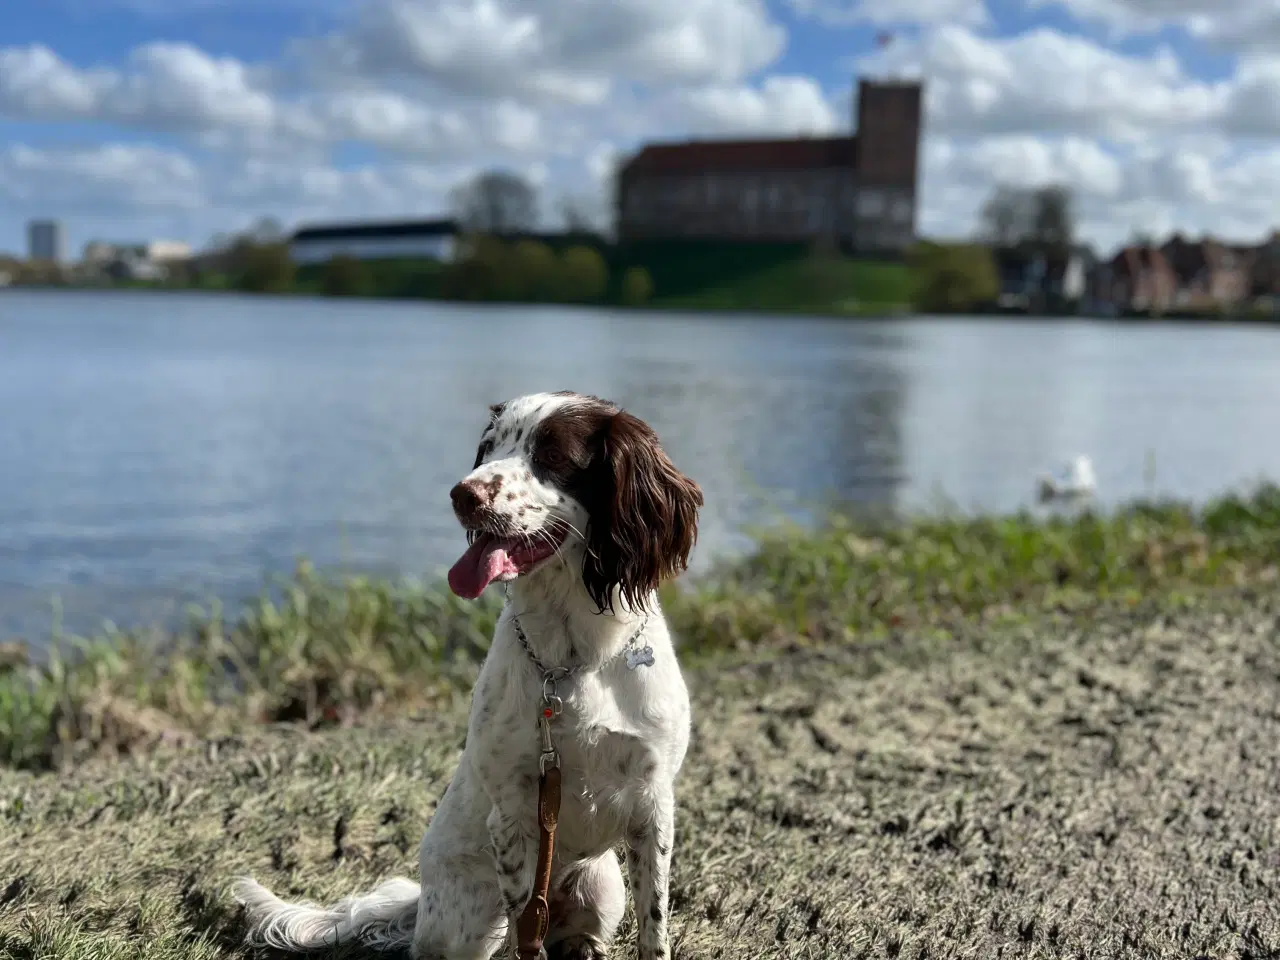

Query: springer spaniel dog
left=234, top=391, right=703, bottom=960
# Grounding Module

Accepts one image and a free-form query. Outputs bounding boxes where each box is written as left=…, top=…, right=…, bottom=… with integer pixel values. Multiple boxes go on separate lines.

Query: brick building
left=615, top=78, right=923, bottom=253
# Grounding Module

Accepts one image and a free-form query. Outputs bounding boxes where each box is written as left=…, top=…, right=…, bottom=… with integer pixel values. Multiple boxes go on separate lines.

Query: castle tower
left=852, top=78, right=924, bottom=251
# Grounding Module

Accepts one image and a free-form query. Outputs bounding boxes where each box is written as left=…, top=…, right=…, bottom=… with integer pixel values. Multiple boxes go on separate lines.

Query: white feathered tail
left=232, top=876, right=420, bottom=952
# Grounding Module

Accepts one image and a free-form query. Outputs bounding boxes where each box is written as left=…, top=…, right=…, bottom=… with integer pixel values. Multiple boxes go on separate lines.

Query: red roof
left=621, top=136, right=858, bottom=176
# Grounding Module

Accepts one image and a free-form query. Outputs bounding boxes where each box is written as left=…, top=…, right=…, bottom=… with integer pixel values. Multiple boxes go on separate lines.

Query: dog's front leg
left=486, top=802, right=538, bottom=949
left=626, top=787, right=675, bottom=960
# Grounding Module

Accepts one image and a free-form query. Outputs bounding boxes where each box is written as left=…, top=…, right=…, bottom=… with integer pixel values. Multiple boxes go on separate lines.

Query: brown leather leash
left=515, top=675, right=567, bottom=960
left=515, top=765, right=561, bottom=959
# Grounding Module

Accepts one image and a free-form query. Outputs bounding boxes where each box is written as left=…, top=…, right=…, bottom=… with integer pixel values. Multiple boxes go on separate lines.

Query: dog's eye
left=536, top=447, right=566, bottom=469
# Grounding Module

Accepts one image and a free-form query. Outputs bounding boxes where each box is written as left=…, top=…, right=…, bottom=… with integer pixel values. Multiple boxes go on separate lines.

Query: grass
left=651, top=256, right=912, bottom=315
left=4, top=486, right=1280, bottom=774
left=3, top=490, right=1280, bottom=956
left=3, top=584, right=1279, bottom=958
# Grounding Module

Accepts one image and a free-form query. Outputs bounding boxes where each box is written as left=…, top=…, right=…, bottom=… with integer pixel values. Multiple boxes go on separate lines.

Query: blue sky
left=1, top=0, right=1276, bottom=256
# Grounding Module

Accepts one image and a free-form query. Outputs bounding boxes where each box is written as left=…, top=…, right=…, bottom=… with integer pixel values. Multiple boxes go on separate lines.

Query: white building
left=289, top=219, right=459, bottom=265
left=146, top=240, right=192, bottom=262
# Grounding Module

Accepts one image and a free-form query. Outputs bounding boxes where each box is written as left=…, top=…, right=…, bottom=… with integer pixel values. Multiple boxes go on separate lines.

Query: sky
left=1, top=0, right=1278, bottom=258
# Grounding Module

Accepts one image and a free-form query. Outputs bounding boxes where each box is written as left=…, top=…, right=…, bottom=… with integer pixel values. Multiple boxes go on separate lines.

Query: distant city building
left=28, top=219, right=65, bottom=263
left=615, top=77, right=924, bottom=254
left=289, top=219, right=459, bottom=264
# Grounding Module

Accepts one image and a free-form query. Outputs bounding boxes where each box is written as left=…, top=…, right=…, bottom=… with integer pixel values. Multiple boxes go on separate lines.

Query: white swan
left=1036, top=455, right=1096, bottom=503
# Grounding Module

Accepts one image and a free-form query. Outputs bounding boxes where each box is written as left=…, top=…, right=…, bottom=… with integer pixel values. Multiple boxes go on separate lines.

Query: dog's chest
left=552, top=697, right=656, bottom=852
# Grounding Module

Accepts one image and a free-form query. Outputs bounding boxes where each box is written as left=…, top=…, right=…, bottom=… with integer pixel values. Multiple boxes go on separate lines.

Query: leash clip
left=538, top=671, right=563, bottom=775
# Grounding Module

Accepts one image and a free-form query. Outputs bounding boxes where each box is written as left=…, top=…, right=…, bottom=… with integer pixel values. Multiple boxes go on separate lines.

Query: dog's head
left=446, top=392, right=703, bottom=612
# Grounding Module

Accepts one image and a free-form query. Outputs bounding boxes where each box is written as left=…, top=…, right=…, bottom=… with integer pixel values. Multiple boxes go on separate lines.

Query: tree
left=451, top=171, right=539, bottom=235
left=559, top=194, right=602, bottom=235
left=205, top=232, right=231, bottom=255
left=556, top=246, right=609, bottom=302
left=979, top=186, right=1031, bottom=249
left=620, top=266, right=654, bottom=306
left=978, top=184, right=1075, bottom=255
left=248, top=216, right=286, bottom=245
left=236, top=241, right=295, bottom=294
left=510, top=240, right=559, bottom=300
left=1032, top=185, right=1073, bottom=256
left=440, top=234, right=511, bottom=301
left=321, top=254, right=372, bottom=297
left=909, top=241, right=999, bottom=313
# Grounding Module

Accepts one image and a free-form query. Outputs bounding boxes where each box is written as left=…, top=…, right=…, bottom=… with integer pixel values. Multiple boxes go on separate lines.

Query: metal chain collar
left=505, top=588, right=652, bottom=774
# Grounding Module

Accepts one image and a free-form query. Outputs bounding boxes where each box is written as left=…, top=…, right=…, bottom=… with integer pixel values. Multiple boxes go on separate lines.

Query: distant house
left=1249, top=231, right=1280, bottom=299
left=289, top=219, right=460, bottom=265
left=1102, top=244, right=1176, bottom=313
left=1159, top=233, right=1251, bottom=309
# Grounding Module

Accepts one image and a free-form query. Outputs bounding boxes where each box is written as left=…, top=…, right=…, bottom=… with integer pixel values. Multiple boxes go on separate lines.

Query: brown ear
left=583, top=411, right=703, bottom=614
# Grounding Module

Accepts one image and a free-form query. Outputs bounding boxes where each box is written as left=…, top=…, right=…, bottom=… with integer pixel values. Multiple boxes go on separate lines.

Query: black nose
left=450, top=480, right=486, bottom=522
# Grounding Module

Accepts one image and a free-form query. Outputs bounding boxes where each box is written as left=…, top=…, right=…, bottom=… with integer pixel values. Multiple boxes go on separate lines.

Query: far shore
left=6, top=282, right=1279, bottom=325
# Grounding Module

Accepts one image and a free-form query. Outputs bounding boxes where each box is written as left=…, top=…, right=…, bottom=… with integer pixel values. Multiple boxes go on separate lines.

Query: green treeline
left=7, top=235, right=1008, bottom=316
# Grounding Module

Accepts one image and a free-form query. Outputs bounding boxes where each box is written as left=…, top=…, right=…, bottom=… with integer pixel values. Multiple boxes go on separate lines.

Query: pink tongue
left=447, top=536, right=517, bottom=599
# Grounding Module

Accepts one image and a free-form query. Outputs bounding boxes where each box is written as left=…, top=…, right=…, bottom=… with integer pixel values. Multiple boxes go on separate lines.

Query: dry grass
left=3, top=590, right=1279, bottom=959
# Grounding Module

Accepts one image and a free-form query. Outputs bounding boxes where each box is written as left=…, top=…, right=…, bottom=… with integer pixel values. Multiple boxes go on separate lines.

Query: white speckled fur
left=234, top=393, right=694, bottom=960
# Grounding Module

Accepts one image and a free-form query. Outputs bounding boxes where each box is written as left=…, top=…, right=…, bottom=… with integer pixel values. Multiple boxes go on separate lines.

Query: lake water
left=4, top=289, right=1280, bottom=643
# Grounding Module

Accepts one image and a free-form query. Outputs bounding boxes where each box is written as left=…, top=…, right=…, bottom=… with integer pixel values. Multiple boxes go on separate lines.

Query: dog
left=234, top=391, right=703, bottom=960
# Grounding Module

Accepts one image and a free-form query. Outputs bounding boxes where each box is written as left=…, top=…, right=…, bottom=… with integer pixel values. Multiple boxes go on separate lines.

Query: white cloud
left=0, top=39, right=546, bottom=161
left=1029, top=0, right=1280, bottom=52
left=0, top=46, right=110, bottom=118
left=920, top=132, right=1280, bottom=252
left=304, top=90, right=543, bottom=157
left=0, top=144, right=201, bottom=211
left=676, top=75, right=839, bottom=135
left=114, top=43, right=281, bottom=133
left=303, top=0, right=787, bottom=104
left=0, top=42, right=292, bottom=136
left=791, top=0, right=987, bottom=27
left=859, top=26, right=1224, bottom=140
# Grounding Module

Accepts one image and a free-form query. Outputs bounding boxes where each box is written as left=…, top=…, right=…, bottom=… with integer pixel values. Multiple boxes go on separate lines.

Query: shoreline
left=3, top=486, right=1280, bottom=771
left=5, top=284, right=1277, bottom=324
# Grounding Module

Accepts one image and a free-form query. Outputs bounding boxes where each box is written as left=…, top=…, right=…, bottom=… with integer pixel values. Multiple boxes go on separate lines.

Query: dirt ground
left=2, top=594, right=1280, bottom=959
